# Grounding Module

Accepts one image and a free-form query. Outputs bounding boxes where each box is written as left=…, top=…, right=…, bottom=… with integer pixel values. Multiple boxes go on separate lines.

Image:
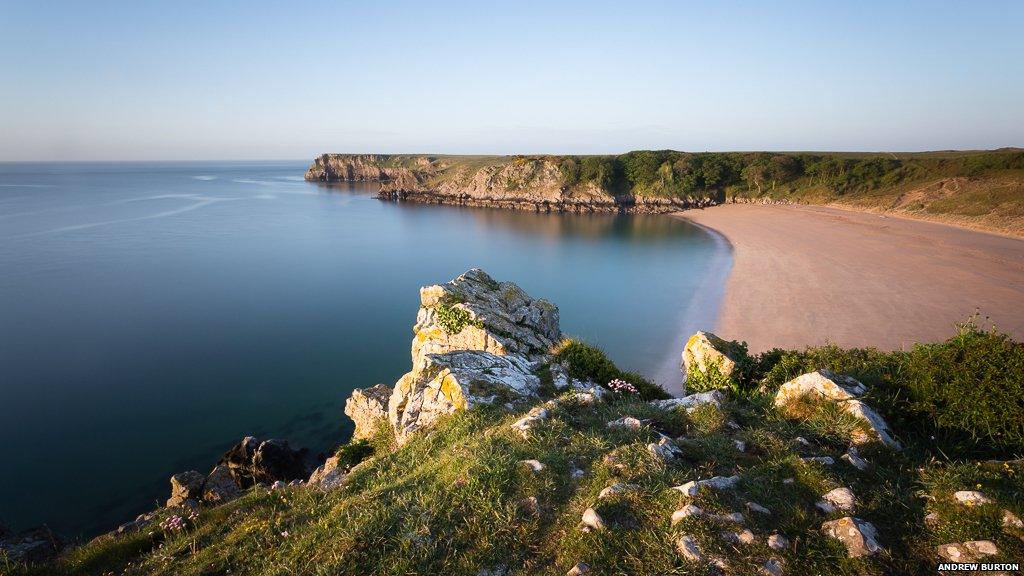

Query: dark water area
left=0, top=161, right=730, bottom=538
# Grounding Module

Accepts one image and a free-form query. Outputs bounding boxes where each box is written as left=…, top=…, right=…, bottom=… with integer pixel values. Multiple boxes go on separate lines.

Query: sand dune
left=676, top=204, right=1024, bottom=352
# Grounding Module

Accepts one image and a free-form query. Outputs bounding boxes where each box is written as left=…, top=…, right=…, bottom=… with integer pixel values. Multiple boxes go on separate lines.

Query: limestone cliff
left=304, top=154, right=718, bottom=214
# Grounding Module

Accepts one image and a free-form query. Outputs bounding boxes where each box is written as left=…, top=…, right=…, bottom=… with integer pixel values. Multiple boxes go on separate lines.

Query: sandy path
left=675, top=204, right=1024, bottom=352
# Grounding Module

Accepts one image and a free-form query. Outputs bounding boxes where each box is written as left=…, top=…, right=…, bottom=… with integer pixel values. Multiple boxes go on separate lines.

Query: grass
left=15, top=329, right=1024, bottom=575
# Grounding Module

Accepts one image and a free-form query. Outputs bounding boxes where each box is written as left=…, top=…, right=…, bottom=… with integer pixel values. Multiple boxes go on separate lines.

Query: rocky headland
left=10, top=268, right=1024, bottom=575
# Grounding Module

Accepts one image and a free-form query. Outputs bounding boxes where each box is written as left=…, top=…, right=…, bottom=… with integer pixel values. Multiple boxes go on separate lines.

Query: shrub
left=334, top=439, right=375, bottom=471
left=435, top=302, right=481, bottom=334
left=551, top=338, right=669, bottom=400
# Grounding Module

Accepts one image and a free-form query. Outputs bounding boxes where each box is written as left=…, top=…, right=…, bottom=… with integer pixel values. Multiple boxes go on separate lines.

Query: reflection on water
left=0, top=162, right=730, bottom=537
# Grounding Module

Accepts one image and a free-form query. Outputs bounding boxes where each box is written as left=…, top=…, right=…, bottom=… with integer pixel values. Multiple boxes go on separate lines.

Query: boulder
left=681, top=331, right=742, bottom=384
left=817, top=487, right=856, bottom=513
left=410, top=268, right=559, bottom=371
left=774, top=370, right=899, bottom=449
left=937, top=540, right=998, bottom=562
left=344, top=384, right=391, bottom=440
left=166, top=470, right=205, bottom=507
left=202, top=464, right=240, bottom=503
left=821, top=517, right=883, bottom=557
left=389, top=350, right=540, bottom=443
left=308, top=456, right=346, bottom=490
left=650, top=390, right=724, bottom=413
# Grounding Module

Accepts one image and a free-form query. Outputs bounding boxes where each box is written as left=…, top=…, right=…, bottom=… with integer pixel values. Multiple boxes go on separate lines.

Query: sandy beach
left=676, top=204, right=1024, bottom=352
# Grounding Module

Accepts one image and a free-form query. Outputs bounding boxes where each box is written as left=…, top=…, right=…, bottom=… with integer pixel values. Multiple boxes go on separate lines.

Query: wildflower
left=607, top=378, right=638, bottom=395
left=281, top=530, right=290, bottom=538
left=159, top=515, right=186, bottom=533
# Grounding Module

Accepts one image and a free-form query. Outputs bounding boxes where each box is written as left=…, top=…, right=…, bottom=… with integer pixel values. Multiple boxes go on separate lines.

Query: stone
left=782, top=478, right=795, bottom=485
left=817, top=487, right=856, bottom=514
left=308, top=456, right=346, bottom=490
left=768, top=533, right=789, bottom=551
left=607, top=416, right=644, bottom=430
left=675, top=535, right=704, bottom=562
left=682, top=331, right=742, bottom=384
left=203, top=464, right=240, bottom=503
left=821, top=517, right=883, bottom=557
left=167, top=470, right=205, bottom=507
left=0, top=525, right=64, bottom=565
left=734, top=440, right=746, bottom=452
left=747, top=501, right=772, bottom=515
left=650, top=390, right=724, bottom=413
left=271, top=480, right=286, bottom=490
left=521, top=459, right=545, bottom=473
left=924, top=512, right=940, bottom=525
left=1003, top=509, right=1024, bottom=529
left=344, top=383, right=391, bottom=440
left=954, top=490, right=994, bottom=506
left=520, top=496, right=540, bottom=517
left=672, top=475, right=740, bottom=496
left=510, top=406, right=549, bottom=438
left=709, top=512, right=745, bottom=524
left=390, top=350, right=540, bottom=443
left=721, top=529, right=755, bottom=545
left=774, top=370, right=899, bottom=449
left=599, top=482, right=638, bottom=499
left=842, top=446, right=869, bottom=471
left=410, top=268, right=559, bottom=371
left=671, top=504, right=704, bottom=525
left=762, top=558, right=785, bottom=576
left=648, top=437, right=683, bottom=461
left=581, top=508, right=605, bottom=531
left=566, top=562, right=590, bottom=576
left=570, top=467, right=586, bottom=480
left=936, top=540, right=999, bottom=562
left=802, top=456, right=835, bottom=466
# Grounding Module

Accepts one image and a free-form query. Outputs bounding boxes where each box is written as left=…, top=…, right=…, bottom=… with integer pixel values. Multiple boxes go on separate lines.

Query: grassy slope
left=18, top=331, right=1024, bottom=576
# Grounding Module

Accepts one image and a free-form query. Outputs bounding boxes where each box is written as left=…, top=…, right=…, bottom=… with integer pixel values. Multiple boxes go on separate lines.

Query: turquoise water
left=0, top=162, right=730, bottom=537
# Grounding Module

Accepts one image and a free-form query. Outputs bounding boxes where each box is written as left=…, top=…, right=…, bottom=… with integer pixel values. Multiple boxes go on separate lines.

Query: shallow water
left=0, top=161, right=730, bottom=537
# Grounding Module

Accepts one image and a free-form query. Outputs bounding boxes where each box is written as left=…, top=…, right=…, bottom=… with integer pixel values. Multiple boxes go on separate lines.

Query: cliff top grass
left=15, top=325, right=1024, bottom=576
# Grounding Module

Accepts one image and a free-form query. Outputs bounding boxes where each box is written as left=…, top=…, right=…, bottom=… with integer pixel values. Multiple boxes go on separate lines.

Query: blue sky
left=1, top=1, right=1022, bottom=160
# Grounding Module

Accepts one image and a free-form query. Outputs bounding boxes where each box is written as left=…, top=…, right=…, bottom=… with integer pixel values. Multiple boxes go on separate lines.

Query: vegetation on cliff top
left=15, top=324, right=1024, bottom=576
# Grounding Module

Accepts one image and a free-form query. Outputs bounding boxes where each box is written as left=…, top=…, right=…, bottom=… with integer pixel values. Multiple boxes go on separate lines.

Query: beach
left=676, top=204, right=1024, bottom=352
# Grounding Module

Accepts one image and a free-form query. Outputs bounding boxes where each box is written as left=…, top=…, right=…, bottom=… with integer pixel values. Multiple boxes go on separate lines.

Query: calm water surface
left=0, top=162, right=730, bottom=537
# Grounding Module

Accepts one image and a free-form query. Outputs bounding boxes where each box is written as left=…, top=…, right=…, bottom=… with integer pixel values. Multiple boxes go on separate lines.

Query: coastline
left=673, top=203, right=1024, bottom=353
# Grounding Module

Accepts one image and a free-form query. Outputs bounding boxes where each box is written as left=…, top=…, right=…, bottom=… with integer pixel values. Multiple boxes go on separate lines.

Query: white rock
left=672, top=475, right=740, bottom=496
left=842, top=447, right=869, bottom=470
left=606, top=416, right=644, bottom=430
left=937, top=540, right=999, bottom=562
left=598, top=482, right=638, bottom=499
left=721, top=529, right=755, bottom=545
left=802, top=456, right=835, bottom=466
left=682, top=331, right=741, bottom=384
left=953, top=490, right=993, bottom=506
left=566, top=562, right=589, bottom=576
left=344, top=384, right=391, bottom=440
left=581, top=508, right=605, bottom=531
left=651, top=390, right=724, bottom=413
left=817, top=487, right=856, bottom=513
left=747, top=501, right=772, bottom=515
left=648, top=437, right=683, bottom=461
left=520, top=459, right=545, bottom=473
left=795, top=436, right=812, bottom=447
left=510, top=406, right=548, bottom=438
left=821, top=517, right=883, bottom=557
left=671, top=504, right=703, bottom=525
left=768, top=533, right=789, bottom=551
left=708, top=512, right=745, bottom=524
left=924, top=512, right=940, bottom=525
left=675, top=535, right=704, bottom=562
left=570, top=467, right=585, bottom=480
left=782, top=478, right=795, bottom=485
left=734, top=440, right=746, bottom=452
left=1003, top=509, right=1024, bottom=529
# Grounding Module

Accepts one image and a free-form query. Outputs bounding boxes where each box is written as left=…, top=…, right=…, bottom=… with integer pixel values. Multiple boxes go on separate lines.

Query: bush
left=435, top=302, right=481, bottom=334
left=552, top=338, right=669, bottom=400
left=334, top=439, right=375, bottom=471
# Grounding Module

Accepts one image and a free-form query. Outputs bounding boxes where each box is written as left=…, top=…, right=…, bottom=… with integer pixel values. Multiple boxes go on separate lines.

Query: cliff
left=305, top=150, right=1024, bottom=233
left=12, top=270, right=1024, bottom=575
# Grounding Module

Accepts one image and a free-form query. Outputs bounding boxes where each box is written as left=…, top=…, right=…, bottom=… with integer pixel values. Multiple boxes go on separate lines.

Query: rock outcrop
left=374, top=269, right=561, bottom=444
left=219, top=436, right=315, bottom=488
left=166, top=471, right=206, bottom=507
left=344, top=384, right=391, bottom=440
left=774, top=370, right=900, bottom=449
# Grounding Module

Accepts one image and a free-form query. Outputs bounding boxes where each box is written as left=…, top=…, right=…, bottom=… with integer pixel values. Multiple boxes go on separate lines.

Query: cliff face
left=305, top=154, right=718, bottom=214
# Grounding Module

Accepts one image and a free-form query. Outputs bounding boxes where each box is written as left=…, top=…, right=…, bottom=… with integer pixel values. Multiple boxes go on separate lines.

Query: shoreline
left=673, top=203, right=1024, bottom=353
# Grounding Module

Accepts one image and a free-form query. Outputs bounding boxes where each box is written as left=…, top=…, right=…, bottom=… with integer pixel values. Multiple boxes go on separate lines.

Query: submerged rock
left=344, top=383, right=391, bottom=440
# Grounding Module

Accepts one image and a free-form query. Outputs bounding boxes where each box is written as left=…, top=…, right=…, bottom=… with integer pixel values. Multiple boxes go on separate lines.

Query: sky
left=1, top=0, right=1022, bottom=161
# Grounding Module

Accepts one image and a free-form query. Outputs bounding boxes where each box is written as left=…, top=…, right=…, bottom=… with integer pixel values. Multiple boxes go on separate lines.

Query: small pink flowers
left=159, top=514, right=186, bottom=533
left=607, top=378, right=638, bottom=395
left=281, top=530, right=290, bottom=538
